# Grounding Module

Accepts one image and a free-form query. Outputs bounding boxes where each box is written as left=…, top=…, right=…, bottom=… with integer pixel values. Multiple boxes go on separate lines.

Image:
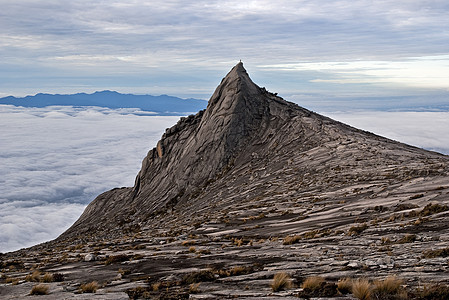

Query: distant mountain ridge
left=0, top=90, right=207, bottom=114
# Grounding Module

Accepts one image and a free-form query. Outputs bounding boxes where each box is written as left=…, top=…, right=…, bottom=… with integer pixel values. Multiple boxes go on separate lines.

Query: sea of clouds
left=0, top=105, right=179, bottom=252
left=1, top=105, right=448, bottom=253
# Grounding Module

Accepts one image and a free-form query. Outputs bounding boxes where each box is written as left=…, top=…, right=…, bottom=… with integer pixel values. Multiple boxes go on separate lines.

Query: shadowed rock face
left=2, top=63, right=449, bottom=299
left=61, top=62, right=449, bottom=240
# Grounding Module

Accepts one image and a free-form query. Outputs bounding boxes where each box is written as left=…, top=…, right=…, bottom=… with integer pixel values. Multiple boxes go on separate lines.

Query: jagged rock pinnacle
left=60, top=63, right=449, bottom=241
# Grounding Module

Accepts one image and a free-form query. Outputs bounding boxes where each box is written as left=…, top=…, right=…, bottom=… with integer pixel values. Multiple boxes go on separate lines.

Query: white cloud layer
left=325, top=111, right=449, bottom=155
left=0, top=105, right=179, bottom=252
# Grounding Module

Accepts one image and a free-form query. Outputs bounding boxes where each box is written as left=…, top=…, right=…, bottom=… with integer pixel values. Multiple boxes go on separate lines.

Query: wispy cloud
left=0, top=1, right=448, bottom=100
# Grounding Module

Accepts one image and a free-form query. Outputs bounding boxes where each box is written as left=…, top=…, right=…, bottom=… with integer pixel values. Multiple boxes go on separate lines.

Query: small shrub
left=233, top=238, right=244, bottom=246
left=416, top=283, right=449, bottom=299
left=189, top=246, right=196, bottom=253
left=337, top=277, right=353, bottom=294
left=127, top=286, right=151, bottom=299
left=105, top=254, right=130, bottom=265
left=118, top=268, right=131, bottom=276
left=302, top=276, right=325, bottom=291
left=419, top=203, right=449, bottom=216
left=30, top=284, right=49, bottom=295
left=229, top=265, right=251, bottom=276
left=394, top=203, right=419, bottom=212
left=26, top=270, right=41, bottom=282
left=348, top=223, right=368, bottom=235
left=42, top=272, right=54, bottom=283
left=423, top=247, right=449, bottom=258
left=398, top=234, right=416, bottom=244
left=381, top=237, right=392, bottom=244
left=79, top=281, right=98, bottom=293
left=270, top=272, right=292, bottom=292
left=151, top=282, right=161, bottom=291
left=182, top=270, right=215, bottom=284
left=372, top=276, right=405, bottom=299
left=283, top=235, right=301, bottom=245
left=181, top=240, right=196, bottom=246
left=5, top=277, right=19, bottom=285
left=189, top=283, right=200, bottom=293
left=352, top=278, right=372, bottom=300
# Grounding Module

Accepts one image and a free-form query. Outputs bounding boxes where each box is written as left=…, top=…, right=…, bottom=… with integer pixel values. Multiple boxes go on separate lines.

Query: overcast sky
left=1, top=0, right=448, bottom=107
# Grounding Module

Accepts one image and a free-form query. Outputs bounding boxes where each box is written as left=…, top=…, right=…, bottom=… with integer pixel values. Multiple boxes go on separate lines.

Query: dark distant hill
left=0, top=90, right=207, bottom=114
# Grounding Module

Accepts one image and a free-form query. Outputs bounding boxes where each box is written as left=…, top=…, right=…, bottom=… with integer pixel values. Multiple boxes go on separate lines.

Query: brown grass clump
left=270, top=272, right=292, bottom=292
left=151, top=282, right=161, bottom=291
left=181, top=240, right=196, bottom=246
left=283, top=235, right=301, bottom=245
left=5, top=277, right=19, bottom=285
left=337, top=277, right=353, bottom=294
left=372, top=276, right=406, bottom=299
left=189, top=283, right=200, bottom=293
left=26, top=270, right=41, bottom=282
left=182, top=270, right=215, bottom=284
left=415, top=283, right=449, bottom=299
left=30, top=284, right=49, bottom=295
left=348, top=223, right=368, bottom=235
left=419, top=203, right=449, bottom=216
left=79, top=281, right=99, bottom=293
left=423, top=247, right=449, bottom=258
left=189, top=246, right=196, bottom=253
left=105, top=254, right=130, bottom=265
left=352, top=278, right=372, bottom=300
left=397, top=234, right=416, bottom=244
left=302, top=276, right=325, bottom=291
left=42, top=272, right=54, bottom=283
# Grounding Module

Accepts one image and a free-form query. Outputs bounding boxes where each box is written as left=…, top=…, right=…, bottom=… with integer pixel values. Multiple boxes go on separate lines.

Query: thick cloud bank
left=325, top=111, right=449, bottom=155
left=0, top=105, right=179, bottom=252
left=1, top=106, right=448, bottom=253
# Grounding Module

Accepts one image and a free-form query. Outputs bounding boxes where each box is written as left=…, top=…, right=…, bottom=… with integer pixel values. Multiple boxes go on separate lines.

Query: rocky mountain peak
left=3, top=63, right=449, bottom=299
left=61, top=62, right=449, bottom=244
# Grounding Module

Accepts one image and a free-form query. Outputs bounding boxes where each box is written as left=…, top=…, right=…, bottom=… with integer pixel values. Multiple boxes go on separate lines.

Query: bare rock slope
left=2, top=63, right=449, bottom=299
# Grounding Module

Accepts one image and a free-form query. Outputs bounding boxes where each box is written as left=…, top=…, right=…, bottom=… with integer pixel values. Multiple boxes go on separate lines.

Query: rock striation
left=2, top=62, right=449, bottom=299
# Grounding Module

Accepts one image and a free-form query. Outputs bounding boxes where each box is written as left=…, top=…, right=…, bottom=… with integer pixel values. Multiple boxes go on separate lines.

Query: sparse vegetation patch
left=270, top=272, right=292, bottom=292
left=30, top=284, right=49, bottom=295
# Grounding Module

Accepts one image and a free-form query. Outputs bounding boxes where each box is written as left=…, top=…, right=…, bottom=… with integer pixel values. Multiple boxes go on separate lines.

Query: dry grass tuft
left=348, top=223, right=368, bottom=235
left=337, top=277, right=353, bottom=294
left=423, top=247, right=449, bottom=258
left=270, top=272, right=292, bottom=292
left=26, top=270, right=41, bottom=282
left=352, top=278, right=372, bottom=300
left=79, top=281, right=99, bottom=293
left=416, top=283, right=449, bottom=299
left=151, top=282, right=161, bottom=291
left=398, top=234, right=416, bottom=244
left=42, top=272, right=54, bottom=283
left=373, top=276, right=403, bottom=296
left=189, top=283, right=200, bottom=293
left=302, top=276, right=325, bottom=291
left=283, top=235, right=301, bottom=245
left=30, top=284, right=49, bottom=295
